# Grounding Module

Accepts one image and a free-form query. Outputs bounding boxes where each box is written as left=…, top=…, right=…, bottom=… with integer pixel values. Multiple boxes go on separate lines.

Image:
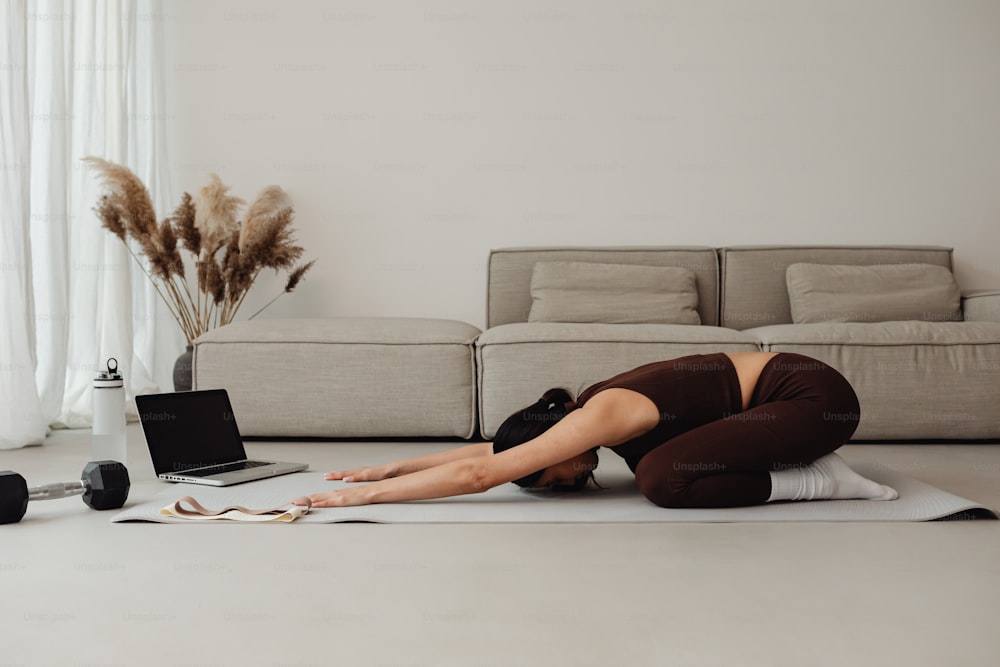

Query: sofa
left=194, top=244, right=1000, bottom=442
left=477, top=245, right=1000, bottom=440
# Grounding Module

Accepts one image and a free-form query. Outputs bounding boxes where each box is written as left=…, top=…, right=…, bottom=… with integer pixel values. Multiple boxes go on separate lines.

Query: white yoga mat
left=112, top=464, right=997, bottom=523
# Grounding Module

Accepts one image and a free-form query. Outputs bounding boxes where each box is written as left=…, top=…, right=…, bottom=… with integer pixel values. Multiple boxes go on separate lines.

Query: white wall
left=162, top=0, right=1000, bottom=330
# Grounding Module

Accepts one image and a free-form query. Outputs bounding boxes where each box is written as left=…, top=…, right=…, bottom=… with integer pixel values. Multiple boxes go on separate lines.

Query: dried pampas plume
left=171, top=192, right=200, bottom=255
left=239, top=185, right=291, bottom=253
left=158, top=218, right=184, bottom=278
left=84, top=157, right=317, bottom=345
left=285, top=260, right=315, bottom=292
left=83, top=156, right=170, bottom=276
left=195, top=173, right=244, bottom=253
left=82, top=157, right=158, bottom=240
left=244, top=207, right=300, bottom=270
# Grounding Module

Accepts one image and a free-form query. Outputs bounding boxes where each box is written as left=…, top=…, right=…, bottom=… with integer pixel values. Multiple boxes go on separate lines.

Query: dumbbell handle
left=28, top=481, right=87, bottom=501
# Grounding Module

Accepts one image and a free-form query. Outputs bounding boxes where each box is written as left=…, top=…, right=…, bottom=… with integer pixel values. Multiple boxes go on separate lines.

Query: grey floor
left=2, top=424, right=999, bottom=667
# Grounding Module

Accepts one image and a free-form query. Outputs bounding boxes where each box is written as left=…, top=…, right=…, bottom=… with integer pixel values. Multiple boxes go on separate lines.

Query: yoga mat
left=112, top=464, right=997, bottom=523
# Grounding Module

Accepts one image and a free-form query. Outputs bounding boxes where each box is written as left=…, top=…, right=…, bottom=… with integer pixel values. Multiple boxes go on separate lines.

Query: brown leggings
left=633, top=353, right=861, bottom=508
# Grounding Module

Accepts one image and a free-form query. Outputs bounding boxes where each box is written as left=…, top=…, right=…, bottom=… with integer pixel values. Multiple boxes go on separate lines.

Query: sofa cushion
left=488, top=247, right=720, bottom=327
left=193, top=318, right=481, bottom=438
left=527, top=261, right=700, bottom=325
left=786, top=263, right=961, bottom=324
left=745, top=321, right=1000, bottom=439
left=747, top=320, right=1000, bottom=347
left=718, top=245, right=955, bottom=330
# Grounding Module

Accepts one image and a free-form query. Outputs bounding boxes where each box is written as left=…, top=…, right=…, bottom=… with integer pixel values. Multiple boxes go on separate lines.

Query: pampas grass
left=84, top=158, right=316, bottom=345
left=195, top=173, right=244, bottom=253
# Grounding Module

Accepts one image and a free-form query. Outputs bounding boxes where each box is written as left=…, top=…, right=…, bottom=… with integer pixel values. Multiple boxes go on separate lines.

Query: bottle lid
left=96, top=357, right=122, bottom=381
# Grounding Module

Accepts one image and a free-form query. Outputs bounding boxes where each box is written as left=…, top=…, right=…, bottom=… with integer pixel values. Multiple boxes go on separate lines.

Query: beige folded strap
left=160, top=496, right=312, bottom=522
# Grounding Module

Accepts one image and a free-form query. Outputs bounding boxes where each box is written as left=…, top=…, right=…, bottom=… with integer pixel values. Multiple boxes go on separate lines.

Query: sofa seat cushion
left=747, top=320, right=1000, bottom=347
left=475, top=323, right=759, bottom=438
left=745, top=321, right=1000, bottom=439
left=193, top=318, right=481, bottom=438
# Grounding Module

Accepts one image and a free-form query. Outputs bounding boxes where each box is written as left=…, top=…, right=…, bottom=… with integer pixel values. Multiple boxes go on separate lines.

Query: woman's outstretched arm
left=299, top=389, right=655, bottom=508
left=325, top=442, right=493, bottom=482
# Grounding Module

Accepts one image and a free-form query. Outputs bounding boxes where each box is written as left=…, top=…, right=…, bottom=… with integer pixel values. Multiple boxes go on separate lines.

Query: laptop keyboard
left=180, top=460, right=275, bottom=477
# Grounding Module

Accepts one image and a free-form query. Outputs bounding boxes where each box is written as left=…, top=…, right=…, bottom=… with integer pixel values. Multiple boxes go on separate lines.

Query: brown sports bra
left=574, top=353, right=743, bottom=472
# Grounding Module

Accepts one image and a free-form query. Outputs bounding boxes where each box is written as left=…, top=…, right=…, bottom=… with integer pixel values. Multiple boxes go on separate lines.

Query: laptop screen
left=137, top=389, right=248, bottom=474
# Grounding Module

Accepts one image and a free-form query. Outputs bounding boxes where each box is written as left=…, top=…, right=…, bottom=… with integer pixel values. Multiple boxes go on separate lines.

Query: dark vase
left=173, top=345, right=194, bottom=392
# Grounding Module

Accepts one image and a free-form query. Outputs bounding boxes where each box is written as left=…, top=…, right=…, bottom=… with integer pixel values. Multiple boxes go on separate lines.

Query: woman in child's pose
left=299, top=352, right=897, bottom=509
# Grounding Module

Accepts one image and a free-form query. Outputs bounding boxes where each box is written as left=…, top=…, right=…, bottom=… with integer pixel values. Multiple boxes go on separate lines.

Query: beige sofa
left=476, top=245, right=1000, bottom=440
left=194, top=244, right=1000, bottom=442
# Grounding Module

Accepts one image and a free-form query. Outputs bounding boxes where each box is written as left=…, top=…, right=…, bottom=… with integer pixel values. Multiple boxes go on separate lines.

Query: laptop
left=136, top=389, right=309, bottom=486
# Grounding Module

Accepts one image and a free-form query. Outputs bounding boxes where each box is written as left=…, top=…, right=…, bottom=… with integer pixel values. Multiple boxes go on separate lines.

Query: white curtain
left=0, top=0, right=182, bottom=449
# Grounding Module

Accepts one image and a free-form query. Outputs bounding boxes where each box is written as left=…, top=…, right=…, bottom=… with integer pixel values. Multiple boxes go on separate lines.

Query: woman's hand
left=324, top=464, right=396, bottom=483
left=298, top=488, right=365, bottom=508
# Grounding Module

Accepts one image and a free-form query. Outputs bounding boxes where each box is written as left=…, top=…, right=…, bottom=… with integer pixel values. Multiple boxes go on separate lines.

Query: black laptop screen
left=136, top=390, right=248, bottom=474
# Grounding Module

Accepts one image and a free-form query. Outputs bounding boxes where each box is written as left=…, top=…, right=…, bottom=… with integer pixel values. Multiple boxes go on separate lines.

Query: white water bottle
left=92, top=357, right=127, bottom=464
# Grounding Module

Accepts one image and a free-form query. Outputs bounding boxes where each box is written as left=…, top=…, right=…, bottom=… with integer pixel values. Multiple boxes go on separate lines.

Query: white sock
left=767, top=453, right=899, bottom=502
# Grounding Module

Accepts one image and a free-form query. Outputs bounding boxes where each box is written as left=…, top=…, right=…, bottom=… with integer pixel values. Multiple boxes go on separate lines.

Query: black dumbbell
left=0, top=461, right=130, bottom=524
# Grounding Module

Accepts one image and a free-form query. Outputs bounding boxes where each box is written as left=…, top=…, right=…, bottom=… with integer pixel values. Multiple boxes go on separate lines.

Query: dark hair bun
left=492, top=387, right=576, bottom=487
left=539, top=387, right=573, bottom=412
